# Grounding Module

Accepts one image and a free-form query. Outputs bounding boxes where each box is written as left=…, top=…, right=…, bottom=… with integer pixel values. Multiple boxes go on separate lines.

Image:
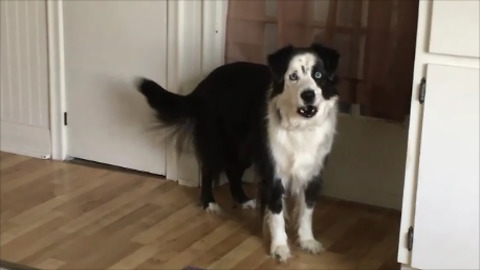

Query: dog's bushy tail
left=135, top=77, right=195, bottom=153
left=136, top=78, right=193, bottom=124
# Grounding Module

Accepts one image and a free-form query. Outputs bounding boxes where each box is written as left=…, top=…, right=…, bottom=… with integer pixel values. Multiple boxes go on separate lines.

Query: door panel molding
left=1, top=0, right=52, bottom=158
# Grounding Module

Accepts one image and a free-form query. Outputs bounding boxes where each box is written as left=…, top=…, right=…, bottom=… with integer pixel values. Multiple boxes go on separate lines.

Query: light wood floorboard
left=0, top=152, right=401, bottom=269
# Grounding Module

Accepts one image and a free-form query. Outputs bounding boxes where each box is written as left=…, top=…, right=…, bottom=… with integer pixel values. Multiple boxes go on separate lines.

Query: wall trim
left=46, top=0, right=68, bottom=160
left=397, top=0, right=430, bottom=265
left=201, top=0, right=228, bottom=76
left=165, top=0, right=180, bottom=182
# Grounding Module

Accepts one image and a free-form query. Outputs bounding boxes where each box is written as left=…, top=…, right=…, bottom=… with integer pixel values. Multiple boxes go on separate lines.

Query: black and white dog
left=136, top=43, right=340, bottom=261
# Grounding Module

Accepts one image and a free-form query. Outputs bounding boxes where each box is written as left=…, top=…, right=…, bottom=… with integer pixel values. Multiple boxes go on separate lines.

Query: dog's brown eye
left=289, top=73, right=298, bottom=81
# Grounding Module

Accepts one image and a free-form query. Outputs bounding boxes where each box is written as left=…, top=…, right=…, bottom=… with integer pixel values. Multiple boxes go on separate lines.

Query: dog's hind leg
left=225, top=163, right=256, bottom=209
left=200, top=166, right=221, bottom=214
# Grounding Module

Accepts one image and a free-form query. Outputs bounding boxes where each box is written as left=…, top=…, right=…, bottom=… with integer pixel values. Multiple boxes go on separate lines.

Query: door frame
left=164, top=0, right=229, bottom=185
left=47, top=0, right=67, bottom=160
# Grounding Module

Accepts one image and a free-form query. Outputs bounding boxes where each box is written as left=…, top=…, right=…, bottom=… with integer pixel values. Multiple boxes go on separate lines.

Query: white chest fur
left=267, top=102, right=337, bottom=194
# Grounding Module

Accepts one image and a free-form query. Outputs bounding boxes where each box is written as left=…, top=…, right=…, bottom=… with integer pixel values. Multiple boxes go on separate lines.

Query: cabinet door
left=411, top=64, right=479, bottom=270
left=429, top=0, right=480, bottom=58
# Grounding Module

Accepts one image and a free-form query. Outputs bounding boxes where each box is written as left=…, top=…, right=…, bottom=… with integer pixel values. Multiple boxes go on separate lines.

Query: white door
left=411, top=64, right=479, bottom=270
left=63, top=1, right=167, bottom=174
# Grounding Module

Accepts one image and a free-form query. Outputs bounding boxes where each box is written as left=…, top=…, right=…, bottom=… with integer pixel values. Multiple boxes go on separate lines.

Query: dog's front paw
left=270, top=243, right=291, bottom=262
left=205, top=202, right=222, bottom=214
left=299, top=238, right=325, bottom=254
left=241, top=199, right=257, bottom=210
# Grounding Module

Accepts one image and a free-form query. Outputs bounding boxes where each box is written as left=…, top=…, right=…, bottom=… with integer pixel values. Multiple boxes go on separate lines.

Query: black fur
left=137, top=62, right=271, bottom=208
left=265, top=178, right=285, bottom=214
left=135, top=43, right=340, bottom=211
left=304, top=176, right=323, bottom=208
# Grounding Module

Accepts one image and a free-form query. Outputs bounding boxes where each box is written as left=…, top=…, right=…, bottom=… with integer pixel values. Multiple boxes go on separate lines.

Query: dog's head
left=267, top=43, right=340, bottom=123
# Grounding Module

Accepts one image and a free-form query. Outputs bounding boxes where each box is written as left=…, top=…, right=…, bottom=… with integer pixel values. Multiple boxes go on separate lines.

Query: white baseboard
left=401, top=264, right=419, bottom=270
left=0, top=121, right=51, bottom=159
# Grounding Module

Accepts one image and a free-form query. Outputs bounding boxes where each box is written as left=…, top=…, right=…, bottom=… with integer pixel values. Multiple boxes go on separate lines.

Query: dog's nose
left=300, top=90, right=315, bottom=104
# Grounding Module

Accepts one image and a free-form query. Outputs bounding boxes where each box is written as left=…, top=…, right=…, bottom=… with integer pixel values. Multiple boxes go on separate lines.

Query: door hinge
left=418, top=78, right=426, bottom=104
left=64, top=112, right=68, bottom=126
left=407, top=226, right=414, bottom=251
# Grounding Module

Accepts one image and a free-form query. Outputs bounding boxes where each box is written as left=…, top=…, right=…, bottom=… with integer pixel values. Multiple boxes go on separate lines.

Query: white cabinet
left=411, top=64, right=479, bottom=269
left=428, top=1, right=480, bottom=58
left=398, top=1, right=480, bottom=269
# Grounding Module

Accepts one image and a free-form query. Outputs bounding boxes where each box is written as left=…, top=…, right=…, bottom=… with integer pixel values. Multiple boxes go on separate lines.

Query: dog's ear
left=267, top=45, right=294, bottom=80
left=310, top=43, right=340, bottom=75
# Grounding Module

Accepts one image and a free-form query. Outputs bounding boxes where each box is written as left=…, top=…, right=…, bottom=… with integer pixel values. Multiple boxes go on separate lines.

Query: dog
left=136, top=43, right=340, bottom=261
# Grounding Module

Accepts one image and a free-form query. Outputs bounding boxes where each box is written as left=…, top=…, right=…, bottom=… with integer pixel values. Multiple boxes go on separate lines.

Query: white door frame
left=46, top=0, right=67, bottom=160
left=165, top=0, right=228, bottom=185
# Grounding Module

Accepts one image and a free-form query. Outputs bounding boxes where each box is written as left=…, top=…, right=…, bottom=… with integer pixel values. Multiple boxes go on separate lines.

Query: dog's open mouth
left=297, top=105, right=318, bottom=118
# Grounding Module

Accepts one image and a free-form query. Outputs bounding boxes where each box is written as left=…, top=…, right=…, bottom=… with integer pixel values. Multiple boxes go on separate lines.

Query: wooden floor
left=0, top=152, right=401, bottom=270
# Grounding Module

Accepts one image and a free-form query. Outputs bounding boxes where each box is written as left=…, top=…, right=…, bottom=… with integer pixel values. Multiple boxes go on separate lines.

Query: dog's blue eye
left=314, top=72, right=322, bottom=79
left=289, top=73, right=298, bottom=81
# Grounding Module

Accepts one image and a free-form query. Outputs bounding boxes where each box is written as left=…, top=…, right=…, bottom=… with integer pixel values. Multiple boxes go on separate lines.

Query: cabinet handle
left=418, top=78, right=426, bottom=104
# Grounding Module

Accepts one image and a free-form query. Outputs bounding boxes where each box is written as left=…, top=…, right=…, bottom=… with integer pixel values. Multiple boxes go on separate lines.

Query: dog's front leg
left=267, top=178, right=291, bottom=262
left=297, top=177, right=325, bottom=254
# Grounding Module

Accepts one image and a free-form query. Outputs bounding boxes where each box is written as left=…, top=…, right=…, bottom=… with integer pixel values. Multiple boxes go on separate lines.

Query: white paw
left=241, top=199, right=257, bottom=209
left=299, top=238, right=325, bottom=254
left=205, top=202, right=222, bottom=214
left=270, top=243, right=291, bottom=262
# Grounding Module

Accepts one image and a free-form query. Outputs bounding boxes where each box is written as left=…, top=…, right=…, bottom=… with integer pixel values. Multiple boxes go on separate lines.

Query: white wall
left=0, top=0, right=51, bottom=158
left=323, top=115, right=408, bottom=210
